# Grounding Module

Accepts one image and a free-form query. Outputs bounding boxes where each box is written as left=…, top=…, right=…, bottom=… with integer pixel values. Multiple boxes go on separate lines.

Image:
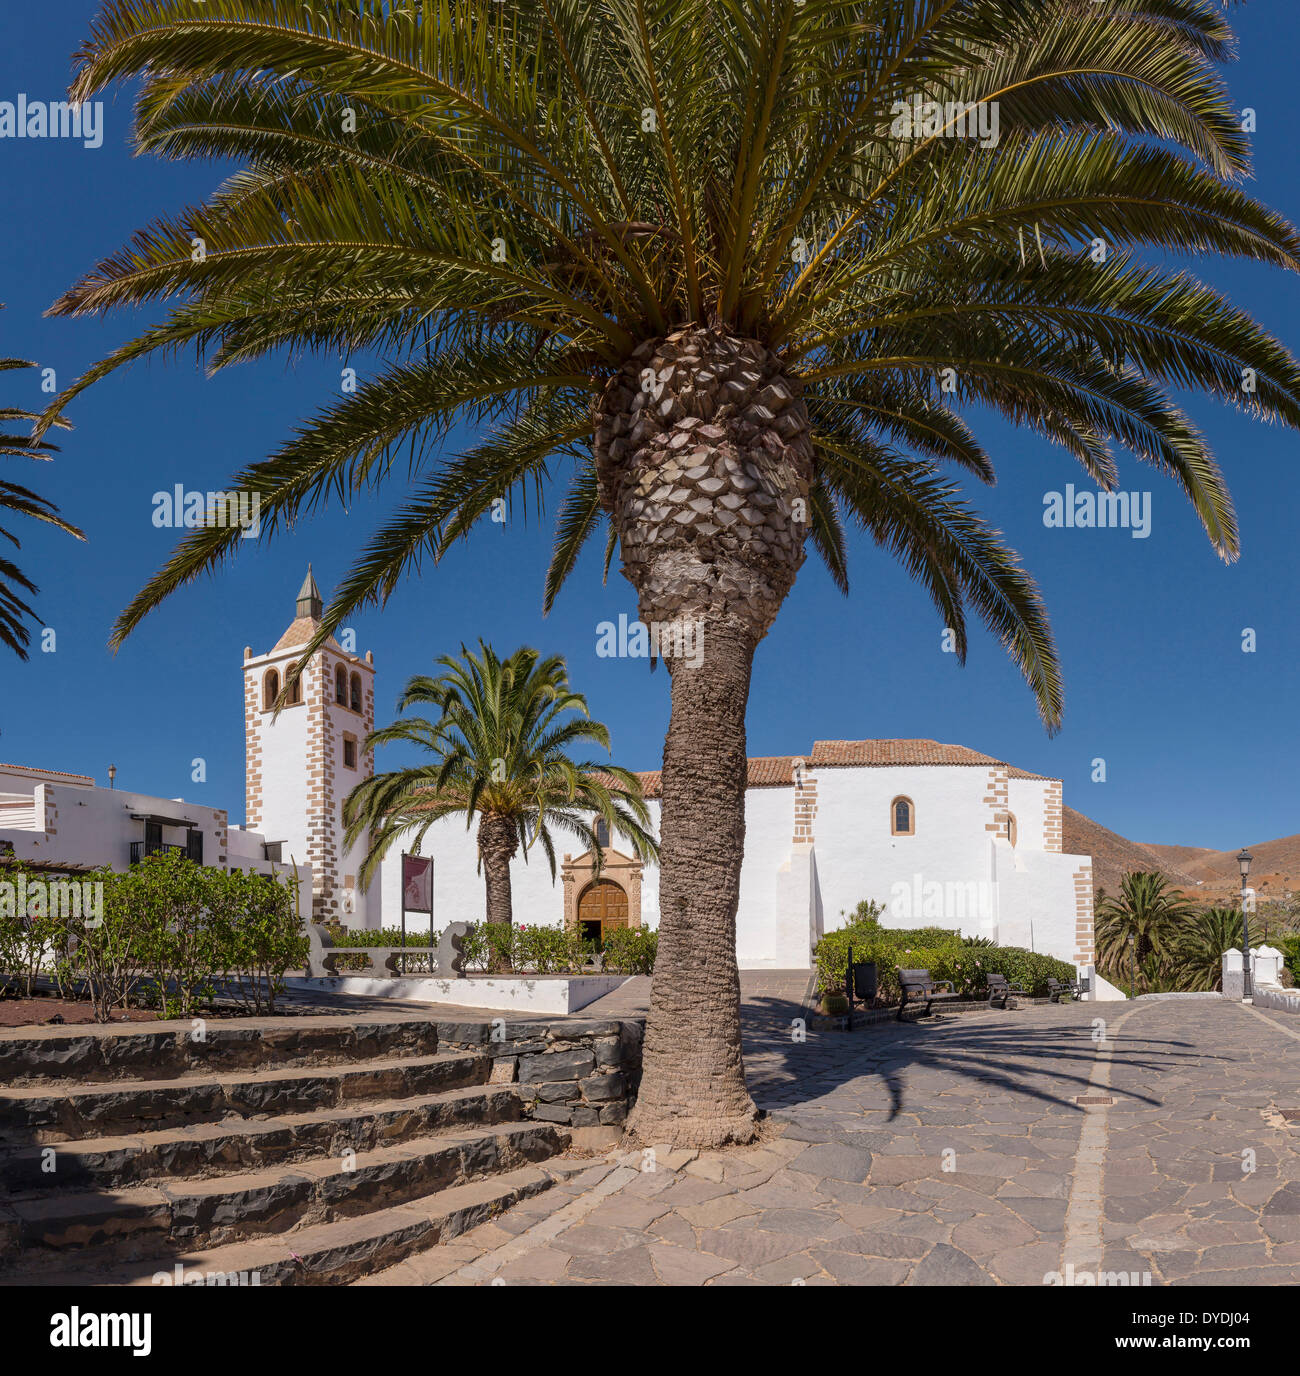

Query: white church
left=0, top=570, right=1096, bottom=972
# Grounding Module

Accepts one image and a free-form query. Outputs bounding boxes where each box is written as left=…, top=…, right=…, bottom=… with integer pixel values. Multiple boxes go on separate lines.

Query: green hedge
left=324, top=919, right=658, bottom=975
left=814, top=914, right=1075, bottom=1002
left=0, top=852, right=307, bottom=1020
left=602, top=926, right=657, bottom=974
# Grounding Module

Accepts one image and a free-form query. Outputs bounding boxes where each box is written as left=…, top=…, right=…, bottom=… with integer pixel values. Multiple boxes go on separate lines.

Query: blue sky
left=1, top=3, right=1297, bottom=850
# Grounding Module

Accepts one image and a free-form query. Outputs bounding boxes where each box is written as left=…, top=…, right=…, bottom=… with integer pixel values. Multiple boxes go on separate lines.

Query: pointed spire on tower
left=296, top=564, right=323, bottom=621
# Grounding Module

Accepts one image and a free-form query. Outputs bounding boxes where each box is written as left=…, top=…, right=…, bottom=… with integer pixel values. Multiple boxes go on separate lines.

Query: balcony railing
left=129, top=841, right=190, bottom=864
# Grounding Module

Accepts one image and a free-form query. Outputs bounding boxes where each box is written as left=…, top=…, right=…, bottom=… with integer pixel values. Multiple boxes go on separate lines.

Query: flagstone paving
left=414, top=997, right=1300, bottom=1285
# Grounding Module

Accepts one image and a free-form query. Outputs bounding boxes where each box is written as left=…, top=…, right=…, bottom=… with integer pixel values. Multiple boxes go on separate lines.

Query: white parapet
left=282, top=973, right=629, bottom=1014
left=1079, top=964, right=1128, bottom=1001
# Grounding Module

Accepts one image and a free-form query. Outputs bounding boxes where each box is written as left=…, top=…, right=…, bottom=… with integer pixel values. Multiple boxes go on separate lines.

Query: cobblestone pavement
left=381, top=997, right=1300, bottom=1286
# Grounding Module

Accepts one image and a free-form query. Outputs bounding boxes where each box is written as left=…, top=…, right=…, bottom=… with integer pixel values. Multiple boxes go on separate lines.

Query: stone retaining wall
left=438, top=1018, right=644, bottom=1128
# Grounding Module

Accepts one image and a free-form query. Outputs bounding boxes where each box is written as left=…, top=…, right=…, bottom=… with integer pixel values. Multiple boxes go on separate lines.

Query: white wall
left=0, top=774, right=312, bottom=920
left=351, top=763, right=1091, bottom=968
left=815, top=766, right=996, bottom=938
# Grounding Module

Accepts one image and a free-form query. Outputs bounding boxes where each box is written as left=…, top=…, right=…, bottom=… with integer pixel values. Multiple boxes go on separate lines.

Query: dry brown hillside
left=1062, top=806, right=1202, bottom=902
left=1063, top=808, right=1298, bottom=906
left=1144, top=836, right=1300, bottom=906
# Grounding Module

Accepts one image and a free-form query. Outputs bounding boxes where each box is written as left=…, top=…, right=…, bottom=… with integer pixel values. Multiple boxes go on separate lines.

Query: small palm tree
left=1171, top=906, right=1242, bottom=993
left=342, top=643, right=655, bottom=970
left=1, top=313, right=84, bottom=658
left=45, top=1, right=1300, bottom=1144
left=1095, top=871, right=1198, bottom=989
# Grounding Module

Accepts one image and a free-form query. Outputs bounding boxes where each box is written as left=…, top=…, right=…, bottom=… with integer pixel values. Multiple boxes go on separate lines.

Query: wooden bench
left=985, top=971, right=1025, bottom=1009
left=1046, top=976, right=1081, bottom=1003
left=896, top=967, right=962, bottom=1021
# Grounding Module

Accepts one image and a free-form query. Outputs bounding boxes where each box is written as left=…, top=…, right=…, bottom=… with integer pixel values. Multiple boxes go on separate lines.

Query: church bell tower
left=242, top=567, right=378, bottom=926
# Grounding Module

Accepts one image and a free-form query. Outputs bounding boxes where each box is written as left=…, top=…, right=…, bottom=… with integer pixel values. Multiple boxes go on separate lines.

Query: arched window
left=891, top=796, right=915, bottom=836
left=263, top=669, right=280, bottom=711
left=1003, top=812, right=1018, bottom=846
left=594, top=819, right=610, bottom=849
left=350, top=673, right=362, bottom=712
left=335, top=665, right=347, bottom=705
left=286, top=673, right=303, bottom=706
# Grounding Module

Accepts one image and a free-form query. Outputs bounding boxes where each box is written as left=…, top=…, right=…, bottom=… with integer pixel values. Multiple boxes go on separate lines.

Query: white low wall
left=1250, top=985, right=1300, bottom=1014
left=282, top=973, right=629, bottom=1014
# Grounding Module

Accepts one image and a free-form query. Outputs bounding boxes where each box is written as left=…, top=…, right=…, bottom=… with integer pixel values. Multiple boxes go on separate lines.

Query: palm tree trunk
left=477, top=814, right=517, bottom=973
left=626, top=615, right=759, bottom=1146
left=593, top=323, right=814, bottom=1148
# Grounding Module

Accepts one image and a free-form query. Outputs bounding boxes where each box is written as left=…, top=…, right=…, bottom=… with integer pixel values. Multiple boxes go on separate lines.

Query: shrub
left=212, top=868, right=308, bottom=1015
left=125, top=851, right=220, bottom=1019
left=1, top=857, right=308, bottom=1021
left=602, top=926, right=657, bottom=974
left=0, top=861, right=62, bottom=995
left=515, top=924, right=587, bottom=973
left=814, top=909, right=1075, bottom=1002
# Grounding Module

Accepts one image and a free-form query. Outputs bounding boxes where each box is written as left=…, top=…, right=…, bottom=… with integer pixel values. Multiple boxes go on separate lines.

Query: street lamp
left=1238, top=848, right=1254, bottom=1000
left=1127, top=932, right=1136, bottom=1000
left=107, top=764, right=116, bottom=791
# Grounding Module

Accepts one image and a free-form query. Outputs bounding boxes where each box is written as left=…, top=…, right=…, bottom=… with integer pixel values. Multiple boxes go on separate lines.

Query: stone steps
left=0, top=1015, right=441, bottom=1084
left=0, top=1164, right=558, bottom=1287
left=0, top=1052, right=490, bottom=1142
left=0, top=1014, right=641, bottom=1285
left=4, top=1120, right=567, bottom=1265
left=0, top=1083, right=524, bottom=1191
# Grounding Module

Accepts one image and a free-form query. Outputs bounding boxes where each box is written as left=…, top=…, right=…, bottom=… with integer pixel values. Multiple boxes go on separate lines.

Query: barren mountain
left=1062, top=807, right=1202, bottom=902
left=1064, top=807, right=1298, bottom=906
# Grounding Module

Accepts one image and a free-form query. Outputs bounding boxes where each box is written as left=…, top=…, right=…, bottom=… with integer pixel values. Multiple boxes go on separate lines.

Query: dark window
left=263, top=669, right=279, bottom=710
left=263, top=841, right=283, bottom=863
left=595, top=819, right=610, bottom=848
left=343, top=738, right=357, bottom=769
left=335, top=665, right=347, bottom=704
left=892, top=797, right=914, bottom=835
left=186, top=829, right=204, bottom=863
left=350, top=673, right=362, bottom=712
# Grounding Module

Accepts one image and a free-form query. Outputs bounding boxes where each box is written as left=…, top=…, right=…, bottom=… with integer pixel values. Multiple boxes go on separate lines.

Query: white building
left=0, top=763, right=312, bottom=916
left=1, top=570, right=1096, bottom=971
left=371, top=739, right=1095, bottom=972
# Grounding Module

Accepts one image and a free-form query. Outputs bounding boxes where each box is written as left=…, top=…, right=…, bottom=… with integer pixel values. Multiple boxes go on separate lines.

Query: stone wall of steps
left=0, top=1014, right=629, bottom=1286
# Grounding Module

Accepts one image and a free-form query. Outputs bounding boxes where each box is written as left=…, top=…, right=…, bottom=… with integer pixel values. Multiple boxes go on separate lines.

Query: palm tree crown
left=43, top=0, right=1300, bottom=1146
left=2, top=310, right=84, bottom=658
left=342, top=642, right=656, bottom=911
left=45, top=0, right=1300, bottom=725
left=1095, top=869, right=1199, bottom=981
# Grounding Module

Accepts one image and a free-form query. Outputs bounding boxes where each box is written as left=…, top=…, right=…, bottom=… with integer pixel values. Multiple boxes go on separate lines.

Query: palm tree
left=342, top=643, right=655, bottom=969
left=1171, top=906, right=1242, bottom=993
left=1095, top=871, right=1198, bottom=990
left=1, top=313, right=84, bottom=658
left=44, top=1, right=1300, bottom=1145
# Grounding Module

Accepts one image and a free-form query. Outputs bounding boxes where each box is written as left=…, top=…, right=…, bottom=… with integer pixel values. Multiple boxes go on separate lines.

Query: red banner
left=402, top=854, right=433, bottom=912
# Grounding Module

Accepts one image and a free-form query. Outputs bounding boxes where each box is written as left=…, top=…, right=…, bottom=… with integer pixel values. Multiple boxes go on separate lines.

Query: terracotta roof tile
left=271, top=617, right=346, bottom=654
left=0, top=762, right=95, bottom=784
left=630, top=740, right=1051, bottom=797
